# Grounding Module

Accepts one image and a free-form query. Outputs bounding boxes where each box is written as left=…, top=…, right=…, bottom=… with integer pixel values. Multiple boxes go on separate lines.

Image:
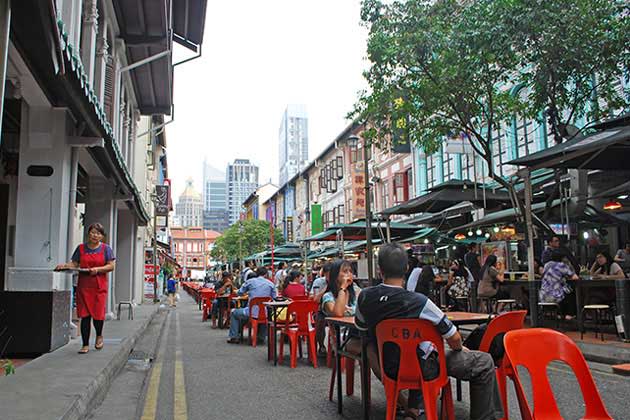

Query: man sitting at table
left=356, top=242, right=504, bottom=420
left=227, top=266, right=277, bottom=344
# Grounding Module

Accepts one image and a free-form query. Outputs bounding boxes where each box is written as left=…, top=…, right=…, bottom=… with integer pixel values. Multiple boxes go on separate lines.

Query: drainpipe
left=66, top=147, right=79, bottom=338
left=0, top=1, right=10, bottom=145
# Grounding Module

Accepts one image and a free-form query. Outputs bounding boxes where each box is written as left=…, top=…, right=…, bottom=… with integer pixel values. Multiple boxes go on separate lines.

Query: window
left=336, top=156, right=344, bottom=180
left=393, top=172, right=409, bottom=204
left=491, top=126, right=508, bottom=177
left=515, top=116, right=536, bottom=158
left=461, top=154, right=475, bottom=181
left=381, top=180, right=390, bottom=210
left=426, top=154, right=437, bottom=189
left=337, top=204, right=345, bottom=223
left=406, top=168, right=413, bottom=199
left=443, top=152, right=457, bottom=181
left=186, top=242, right=192, bottom=252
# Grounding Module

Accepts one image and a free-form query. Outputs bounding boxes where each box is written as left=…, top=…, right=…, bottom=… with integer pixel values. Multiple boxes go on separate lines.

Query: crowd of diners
left=187, top=235, right=629, bottom=419
left=198, top=242, right=505, bottom=419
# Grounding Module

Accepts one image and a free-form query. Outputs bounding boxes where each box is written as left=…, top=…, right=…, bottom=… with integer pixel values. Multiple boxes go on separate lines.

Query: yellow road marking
left=140, top=361, right=162, bottom=420
left=174, top=312, right=188, bottom=420
left=140, top=311, right=171, bottom=420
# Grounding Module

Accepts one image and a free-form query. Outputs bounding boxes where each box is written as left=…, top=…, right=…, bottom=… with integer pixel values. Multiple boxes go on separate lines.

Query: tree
left=353, top=0, right=629, bottom=219
left=354, top=0, right=525, bottom=211
left=503, top=0, right=630, bottom=143
left=210, top=219, right=285, bottom=262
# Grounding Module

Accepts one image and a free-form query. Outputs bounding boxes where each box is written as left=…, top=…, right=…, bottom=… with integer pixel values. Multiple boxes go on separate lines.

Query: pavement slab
left=0, top=302, right=161, bottom=420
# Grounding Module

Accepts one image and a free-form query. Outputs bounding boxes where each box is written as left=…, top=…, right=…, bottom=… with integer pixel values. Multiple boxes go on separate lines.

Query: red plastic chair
left=376, top=319, right=454, bottom=420
left=503, top=328, right=613, bottom=420
left=200, top=289, right=217, bottom=322
left=243, top=297, right=272, bottom=347
left=278, top=300, right=319, bottom=368
left=478, top=311, right=528, bottom=420
left=291, top=294, right=310, bottom=301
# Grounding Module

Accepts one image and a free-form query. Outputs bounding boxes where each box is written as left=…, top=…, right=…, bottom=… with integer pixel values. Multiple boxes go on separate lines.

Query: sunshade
left=302, top=221, right=420, bottom=242
left=381, top=180, right=510, bottom=215
left=507, top=123, right=630, bottom=171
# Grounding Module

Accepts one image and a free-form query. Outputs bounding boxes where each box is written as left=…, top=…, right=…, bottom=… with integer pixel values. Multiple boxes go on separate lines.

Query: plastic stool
left=117, top=301, right=134, bottom=320
left=479, top=297, right=497, bottom=314
left=497, top=299, right=516, bottom=312
left=581, top=304, right=612, bottom=341
left=538, top=302, right=561, bottom=329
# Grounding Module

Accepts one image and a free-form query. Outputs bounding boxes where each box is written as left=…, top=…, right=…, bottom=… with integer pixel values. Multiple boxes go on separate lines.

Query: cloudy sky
left=168, top=0, right=369, bottom=199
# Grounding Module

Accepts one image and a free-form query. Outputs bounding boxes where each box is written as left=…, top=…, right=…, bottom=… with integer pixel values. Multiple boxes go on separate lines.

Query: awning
left=507, top=122, right=630, bottom=171
left=453, top=200, right=625, bottom=232
left=113, top=0, right=173, bottom=115
left=302, top=221, right=420, bottom=242
left=381, top=180, right=511, bottom=216
left=173, top=0, right=208, bottom=52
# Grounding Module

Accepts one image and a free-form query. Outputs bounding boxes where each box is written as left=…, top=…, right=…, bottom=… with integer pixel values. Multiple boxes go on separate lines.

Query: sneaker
left=226, top=338, right=240, bottom=344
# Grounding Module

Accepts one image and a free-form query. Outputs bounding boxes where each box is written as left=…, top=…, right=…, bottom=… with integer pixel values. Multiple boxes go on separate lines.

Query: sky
left=168, top=0, right=369, bottom=200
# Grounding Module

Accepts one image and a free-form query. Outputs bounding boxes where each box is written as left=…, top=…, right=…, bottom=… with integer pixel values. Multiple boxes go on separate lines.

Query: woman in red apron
left=56, top=223, right=116, bottom=354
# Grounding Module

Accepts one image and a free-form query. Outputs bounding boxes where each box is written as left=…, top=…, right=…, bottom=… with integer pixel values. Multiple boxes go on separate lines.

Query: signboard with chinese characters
left=481, top=241, right=510, bottom=273
left=352, top=161, right=366, bottom=220
left=155, top=185, right=169, bottom=216
left=143, top=263, right=156, bottom=300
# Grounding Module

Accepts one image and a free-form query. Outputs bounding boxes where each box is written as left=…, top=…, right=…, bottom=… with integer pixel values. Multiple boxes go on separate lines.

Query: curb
left=59, top=304, right=163, bottom=420
left=577, top=341, right=630, bottom=366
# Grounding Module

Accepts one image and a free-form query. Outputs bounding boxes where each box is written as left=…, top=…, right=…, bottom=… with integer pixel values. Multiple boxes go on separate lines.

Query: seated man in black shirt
left=356, top=242, right=504, bottom=420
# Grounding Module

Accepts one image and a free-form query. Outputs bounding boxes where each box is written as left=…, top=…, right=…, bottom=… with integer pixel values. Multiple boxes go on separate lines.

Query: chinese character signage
left=352, top=161, right=366, bottom=220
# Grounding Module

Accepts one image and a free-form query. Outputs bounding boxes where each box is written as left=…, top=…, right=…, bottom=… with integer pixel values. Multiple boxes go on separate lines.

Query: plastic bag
left=175, top=293, right=180, bottom=302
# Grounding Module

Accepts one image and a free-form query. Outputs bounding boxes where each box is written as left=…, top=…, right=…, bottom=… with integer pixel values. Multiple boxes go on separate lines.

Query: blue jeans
left=228, top=308, right=249, bottom=339
left=228, top=307, right=267, bottom=341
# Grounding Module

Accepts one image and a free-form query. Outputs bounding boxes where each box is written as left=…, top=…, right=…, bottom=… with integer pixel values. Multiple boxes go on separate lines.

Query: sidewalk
left=0, top=302, right=163, bottom=420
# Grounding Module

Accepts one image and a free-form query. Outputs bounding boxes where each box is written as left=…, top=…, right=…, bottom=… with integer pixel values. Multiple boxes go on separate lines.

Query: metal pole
left=524, top=172, right=538, bottom=326
left=153, top=194, right=158, bottom=303
left=0, top=0, right=9, bottom=145
left=364, top=141, right=374, bottom=285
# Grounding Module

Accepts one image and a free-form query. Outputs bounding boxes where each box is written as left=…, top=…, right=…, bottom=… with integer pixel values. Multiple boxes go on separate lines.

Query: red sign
left=352, top=161, right=366, bottom=220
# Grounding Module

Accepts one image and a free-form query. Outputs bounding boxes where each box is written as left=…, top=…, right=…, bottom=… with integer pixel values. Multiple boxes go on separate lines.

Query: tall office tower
left=175, top=178, right=203, bottom=227
left=279, top=104, right=309, bottom=185
left=202, top=160, right=229, bottom=232
left=226, top=159, right=259, bottom=225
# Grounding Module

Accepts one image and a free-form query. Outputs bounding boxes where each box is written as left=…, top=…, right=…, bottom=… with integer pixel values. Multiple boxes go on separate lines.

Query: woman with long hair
left=321, top=259, right=360, bottom=317
left=587, top=251, right=624, bottom=305
left=477, top=255, right=510, bottom=311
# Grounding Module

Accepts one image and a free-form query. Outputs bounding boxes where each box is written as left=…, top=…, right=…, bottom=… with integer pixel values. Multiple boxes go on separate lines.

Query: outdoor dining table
left=263, top=300, right=291, bottom=365
left=326, top=312, right=492, bottom=420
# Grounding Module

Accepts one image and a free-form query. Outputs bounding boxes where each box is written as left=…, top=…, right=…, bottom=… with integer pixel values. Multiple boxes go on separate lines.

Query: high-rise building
left=202, top=160, right=229, bottom=232
left=279, top=104, right=309, bottom=185
left=175, top=178, right=203, bottom=227
left=226, top=159, right=259, bottom=225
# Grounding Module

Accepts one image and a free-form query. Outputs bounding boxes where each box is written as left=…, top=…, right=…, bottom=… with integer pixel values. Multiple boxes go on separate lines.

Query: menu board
left=481, top=241, right=509, bottom=272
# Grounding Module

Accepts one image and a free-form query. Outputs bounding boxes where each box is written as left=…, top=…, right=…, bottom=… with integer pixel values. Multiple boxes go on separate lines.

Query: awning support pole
left=0, top=0, right=10, bottom=146
left=524, top=171, right=538, bottom=326
left=386, top=218, right=391, bottom=243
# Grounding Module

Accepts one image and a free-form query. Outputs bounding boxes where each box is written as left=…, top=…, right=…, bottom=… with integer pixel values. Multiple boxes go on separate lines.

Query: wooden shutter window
left=103, top=59, right=114, bottom=125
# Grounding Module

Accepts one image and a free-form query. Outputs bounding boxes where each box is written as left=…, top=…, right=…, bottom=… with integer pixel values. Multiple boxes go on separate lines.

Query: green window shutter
left=310, top=204, right=323, bottom=235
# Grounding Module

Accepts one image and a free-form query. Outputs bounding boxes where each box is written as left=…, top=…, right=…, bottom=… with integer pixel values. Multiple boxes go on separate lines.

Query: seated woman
left=587, top=252, right=625, bottom=305
left=210, top=271, right=238, bottom=328
left=477, top=255, right=510, bottom=312
left=281, top=270, right=307, bottom=299
left=407, top=263, right=442, bottom=303
left=446, top=259, right=472, bottom=310
left=539, top=250, right=579, bottom=316
left=321, top=260, right=362, bottom=355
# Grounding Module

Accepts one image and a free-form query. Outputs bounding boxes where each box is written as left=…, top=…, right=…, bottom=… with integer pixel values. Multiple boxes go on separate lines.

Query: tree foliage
left=210, top=219, right=285, bottom=262
left=353, top=0, right=629, bottom=185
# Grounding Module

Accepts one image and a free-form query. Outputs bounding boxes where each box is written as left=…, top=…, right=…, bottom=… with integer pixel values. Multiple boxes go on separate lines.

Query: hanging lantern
left=467, top=231, right=474, bottom=237
left=493, top=226, right=500, bottom=233
left=475, top=229, right=482, bottom=236
left=603, top=200, right=622, bottom=211
left=454, top=233, right=466, bottom=240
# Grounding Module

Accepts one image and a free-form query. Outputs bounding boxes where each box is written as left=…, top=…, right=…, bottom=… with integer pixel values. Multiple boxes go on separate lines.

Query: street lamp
left=346, top=134, right=374, bottom=285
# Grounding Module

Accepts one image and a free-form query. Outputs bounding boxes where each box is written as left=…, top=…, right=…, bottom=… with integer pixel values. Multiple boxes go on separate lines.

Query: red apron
left=76, top=243, right=108, bottom=320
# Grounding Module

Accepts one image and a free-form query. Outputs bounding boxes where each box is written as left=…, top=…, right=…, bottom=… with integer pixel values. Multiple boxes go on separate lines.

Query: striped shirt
left=356, top=283, right=457, bottom=342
